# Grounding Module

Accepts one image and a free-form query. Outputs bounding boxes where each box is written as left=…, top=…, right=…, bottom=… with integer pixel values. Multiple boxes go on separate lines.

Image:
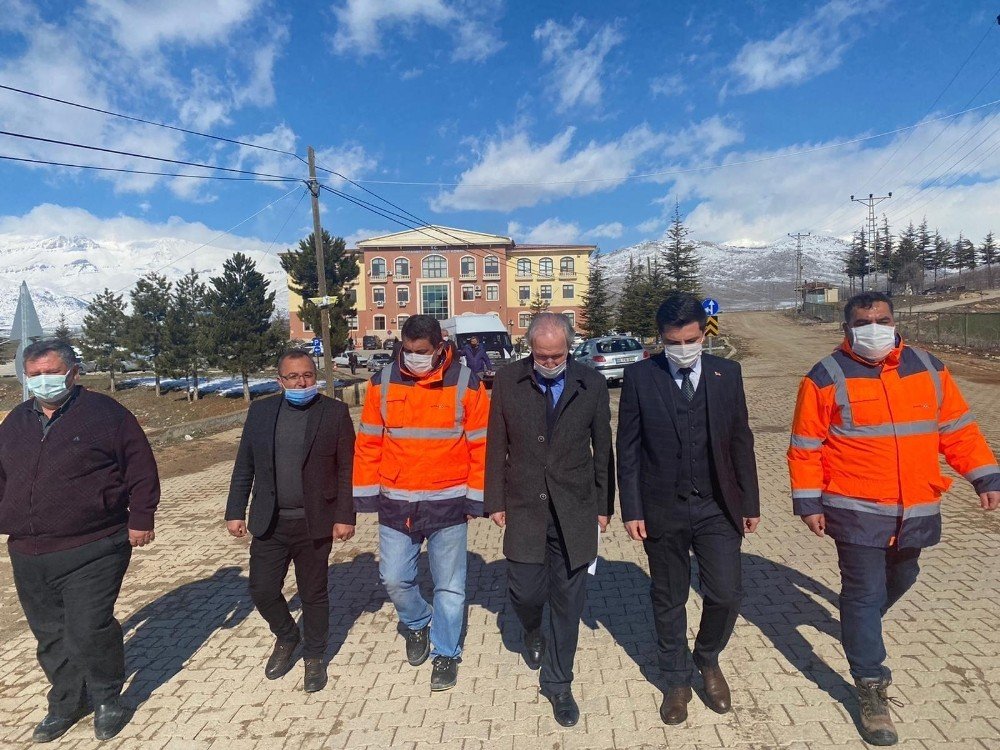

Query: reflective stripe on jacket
left=788, top=339, right=1000, bottom=548
left=353, top=347, right=491, bottom=534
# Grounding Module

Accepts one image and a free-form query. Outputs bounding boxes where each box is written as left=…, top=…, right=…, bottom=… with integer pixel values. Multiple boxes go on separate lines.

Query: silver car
left=573, top=336, right=649, bottom=383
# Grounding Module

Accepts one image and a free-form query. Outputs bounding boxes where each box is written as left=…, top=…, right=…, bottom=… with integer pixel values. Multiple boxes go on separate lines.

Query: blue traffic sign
left=310, top=337, right=323, bottom=355
left=702, top=298, right=720, bottom=316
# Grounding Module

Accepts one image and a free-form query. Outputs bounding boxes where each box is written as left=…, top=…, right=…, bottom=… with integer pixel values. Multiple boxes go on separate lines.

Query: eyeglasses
left=278, top=372, right=317, bottom=384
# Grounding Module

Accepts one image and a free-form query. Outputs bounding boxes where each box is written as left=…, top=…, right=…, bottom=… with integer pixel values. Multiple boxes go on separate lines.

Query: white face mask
left=403, top=352, right=435, bottom=375
left=534, top=360, right=567, bottom=380
left=849, top=323, right=897, bottom=362
left=663, top=341, right=702, bottom=369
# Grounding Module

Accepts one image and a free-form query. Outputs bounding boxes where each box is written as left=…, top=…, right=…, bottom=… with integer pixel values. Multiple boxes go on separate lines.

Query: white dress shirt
left=666, top=355, right=703, bottom=392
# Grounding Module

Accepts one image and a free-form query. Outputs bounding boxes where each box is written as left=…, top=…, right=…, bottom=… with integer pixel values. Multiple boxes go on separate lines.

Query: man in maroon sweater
left=0, top=340, right=160, bottom=743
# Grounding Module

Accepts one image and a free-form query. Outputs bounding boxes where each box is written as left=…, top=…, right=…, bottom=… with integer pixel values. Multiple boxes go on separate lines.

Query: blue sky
left=1, top=0, right=998, bottom=254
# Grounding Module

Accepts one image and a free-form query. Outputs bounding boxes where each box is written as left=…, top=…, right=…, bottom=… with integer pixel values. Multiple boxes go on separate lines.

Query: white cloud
left=343, top=227, right=391, bottom=247
left=400, top=67, right=423, bottom=80
left=508, top=218, right=581, bottom=245
left=663, top=116, right=744, bottom=160
left=650, top=73, right=686, bottom=98
left=331, top=0, right=504, bottom=63
left=85, top=0, right=262, bottom=52
left=728, top=0, right=877, bottom=94
left=636, top=217, right=666, bottom=235
left=432, top=124, right=665, bottom=212
left=587, top=222, right=624, bottom=239
left=534, top=17, right=624, bottom=112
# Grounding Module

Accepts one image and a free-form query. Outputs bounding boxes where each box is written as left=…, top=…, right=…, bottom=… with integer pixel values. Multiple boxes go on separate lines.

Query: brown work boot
left=855, top=677, right=899, bottom=746
left=699, top=664, right=732, bottom=713
left=659, top=686, right=692, bottom=725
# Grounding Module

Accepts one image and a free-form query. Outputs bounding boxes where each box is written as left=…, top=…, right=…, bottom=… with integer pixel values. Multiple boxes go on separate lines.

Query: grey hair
left=23, top=339, right=78, bottom=368
left=526, top=312, right=575, bottom=350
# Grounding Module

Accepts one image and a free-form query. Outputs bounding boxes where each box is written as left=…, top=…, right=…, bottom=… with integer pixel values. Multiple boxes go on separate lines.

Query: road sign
left=702, top=298, right=720, bottom=316
left=308, top=295, right=338, bottom=308
left=311, top=337, right=323, bottom=355
left=705, top=316, right=720, bottom=337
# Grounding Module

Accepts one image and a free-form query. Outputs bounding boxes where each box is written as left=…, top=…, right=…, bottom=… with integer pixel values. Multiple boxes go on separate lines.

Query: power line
left=261, top=189, right=308, bottom=260
left=0, top=153, right=298, bottom=181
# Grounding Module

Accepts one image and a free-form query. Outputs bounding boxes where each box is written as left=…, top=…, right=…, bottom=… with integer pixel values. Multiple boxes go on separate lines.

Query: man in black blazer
left=226, top=350, right=356, bottom=692
left=617, top=292, right=760, bottom=725
left=485, top=313, right=614, bottom=727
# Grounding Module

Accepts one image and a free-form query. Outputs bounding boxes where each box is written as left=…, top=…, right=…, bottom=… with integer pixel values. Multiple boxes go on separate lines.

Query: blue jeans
left=378, top=523, right=468, bottom=659
left=836, top=541, right=921, bottom=681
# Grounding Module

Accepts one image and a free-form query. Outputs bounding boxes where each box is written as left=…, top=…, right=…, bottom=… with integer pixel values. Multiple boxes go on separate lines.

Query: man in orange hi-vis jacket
left=788, top=291, right=999, bottom=747
left=354, top=314, right=490, bottom=693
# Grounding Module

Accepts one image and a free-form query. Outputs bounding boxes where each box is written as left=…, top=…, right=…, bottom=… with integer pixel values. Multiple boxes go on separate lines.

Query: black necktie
left=545, top=379, right=557, bottom=434
left=679, top=368, right=695, bottom=402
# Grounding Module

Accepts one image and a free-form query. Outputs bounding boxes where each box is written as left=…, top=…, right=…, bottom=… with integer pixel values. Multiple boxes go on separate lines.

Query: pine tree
left=580, top=258, right=614, bottom=338
left=636, top=257, right=668, bottom=340
left=615, top=259, right=649, bottom=337
left=528, top=293, right=551, bottom=319
left=53, top=313, right=72, bottom=343
left=162, top=270, right=209, bottom=402
left=980, top=232, right=997, bottom=289
left=876, top=215, right=894, bottom=284
left=279, top=231, right=360, bottom=349
left=127, top=272, right=172, bottom=396
left=205, top=253, right=284, bottom=402
left=916, top=218, right=931, bottom=289
left=659, top=203, right=701, bottom=295
left=844, top=227, right=870, bottom=292
left=892, top=222, right=922, bottom=292
left=81, top=289, right=128, bottom=392
left=927, top=230, right=950, bottom=286
left=952, top=233, right=976, bottom=283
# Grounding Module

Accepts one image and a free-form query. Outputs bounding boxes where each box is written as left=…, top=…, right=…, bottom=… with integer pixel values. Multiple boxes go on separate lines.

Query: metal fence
left=895, top=312, right=1000, bottom=351
left=800, top=302, right=841, bottom=322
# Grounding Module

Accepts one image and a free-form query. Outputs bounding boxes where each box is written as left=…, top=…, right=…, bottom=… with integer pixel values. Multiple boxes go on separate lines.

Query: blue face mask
left=26, top=372, right=73, bottom=404
left=283, top=385, right=318, bottom=405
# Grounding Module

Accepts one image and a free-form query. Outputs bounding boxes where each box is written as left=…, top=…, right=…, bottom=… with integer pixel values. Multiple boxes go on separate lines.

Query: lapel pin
left=714, top=371, right=722, bottom=377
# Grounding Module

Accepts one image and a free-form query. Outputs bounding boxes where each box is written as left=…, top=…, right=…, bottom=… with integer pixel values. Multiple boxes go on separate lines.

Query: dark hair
left=23, top=339, right=78, bottom=368
left=401, top=315, right=443, bottom=346
left=844, top=292, right=893, bottom=322
left=276, top=349, right=315, bottom=372
left=655, top=292, right=707, bottom=333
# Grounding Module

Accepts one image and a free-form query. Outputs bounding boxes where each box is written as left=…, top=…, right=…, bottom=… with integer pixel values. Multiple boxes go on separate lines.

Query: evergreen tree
left=927, top=230, right=950, bottom=286
left=128, top=272, right=172, bottom=396
left=980, top=231, right=997, bottom=289
left=162, top=270, right=209, bottom=402
left=615, top=259, right=649, bottom=337
left=892, top=222, right=922, bottom=292
left=580, top=258, right=614, bottom=338
left=81, top=289, right=128, bottom=392
left=844, top=227, right=870, bottom=292
left=952, top=233, right=977, bottom=283
left=659, top=203, right=701, bottom=295
left=916, top=218, right=932, bottom=289
left=205, top=252, right=283, bottom=402
left=528, top=293, right=551, bottom=319
left=53, top=313, right=72, bottom=343
left=636, top=258, right=669, bottom=340
left=875, top=215, right=893, bottom=284
left=279, top=231, right=359, bottom=349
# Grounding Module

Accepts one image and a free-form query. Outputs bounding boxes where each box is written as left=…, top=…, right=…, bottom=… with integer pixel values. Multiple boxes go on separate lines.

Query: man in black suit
left=485, top=312, right=614, bottom=727
left=226, top=350, right=356, bottom=693
left=617, top=292, right=760, bottom=725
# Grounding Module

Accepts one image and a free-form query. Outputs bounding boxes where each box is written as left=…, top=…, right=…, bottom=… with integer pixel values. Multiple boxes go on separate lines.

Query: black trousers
left=506, top=510, right=589, bottom=695
left=10, top=530, right=132, bottom=716
left=248, top=517, right=332, bottom=658
left=642, top=494, right=742, bottom=687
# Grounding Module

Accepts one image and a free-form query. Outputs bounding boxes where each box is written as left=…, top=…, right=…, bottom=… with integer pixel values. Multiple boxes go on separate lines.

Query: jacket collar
left=838, top=334, right=905, bottom=370
left=399, top=342, right=454, bottom=384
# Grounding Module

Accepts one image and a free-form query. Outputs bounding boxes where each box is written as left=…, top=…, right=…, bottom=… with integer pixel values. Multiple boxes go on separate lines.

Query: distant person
left=460, top=336, right=491, bottom=375
left=226, top=350, right=356, bottom=693
left=348, top=351, right=359, bottom=376
left=0, top=339, right=160, bottom=742
left=789, top=291, right=999, bottom=746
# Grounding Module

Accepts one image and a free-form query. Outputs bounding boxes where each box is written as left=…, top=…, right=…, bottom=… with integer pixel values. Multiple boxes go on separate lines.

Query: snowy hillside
left=0, top=234, right=288, bottom=331
left=598, top=234, right=849, bottom=310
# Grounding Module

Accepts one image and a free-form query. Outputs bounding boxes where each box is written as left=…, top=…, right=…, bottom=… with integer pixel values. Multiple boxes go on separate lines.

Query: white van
left=441, top=313, right=515, bottom=386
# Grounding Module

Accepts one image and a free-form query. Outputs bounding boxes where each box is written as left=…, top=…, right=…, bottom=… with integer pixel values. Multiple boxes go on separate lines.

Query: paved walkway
left=1, top=312, right=998, bottom=749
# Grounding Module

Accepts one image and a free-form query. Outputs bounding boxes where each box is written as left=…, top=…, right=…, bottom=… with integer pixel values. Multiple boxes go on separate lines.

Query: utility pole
left=788, top=232, right=810, bottom=310
left=851, top=192, right=891, bottom=293
left=308, top=146, right=335, bottom=397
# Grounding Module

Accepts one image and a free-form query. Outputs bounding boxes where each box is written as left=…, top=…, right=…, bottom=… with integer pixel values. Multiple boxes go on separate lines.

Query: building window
left=560, top=256, right=575, bottom=274
left=371, top=257, right=387, bottom=278
left=302, top=319, right=312, bottom=332
left=347, top=316, right=358, bottom=330
left=518, top=285, right=530, bottom=302
left=397, top=314, right=409, bottom=328
left=562, top=284, right=574, bottom=299
left=484, top=256, right=500, bottom=277
left=373, top=286, right=385, bottom=305
left=516, top=258, right=532, bottom=276
left=563, top=312, right=576, bottom=329
left=373, top=315, right=386, bottom=331
left=518, top=312, right=531, bottom=329
left=486, top=284, right=499, bottom=301
left=539, top=257, right=553, bottom=277
left=462, top=284, right=475, bottom=301
left=421, top=283, right=450, bottom=319
left=394, top=257, right=410, bottom=278
left=397, top=286, right=409, bottom=305
left=422, top=254, right=447, bottom=278
left=540, top=285, right=552, bottom=300
left=460, top=255, right=476, bottom=278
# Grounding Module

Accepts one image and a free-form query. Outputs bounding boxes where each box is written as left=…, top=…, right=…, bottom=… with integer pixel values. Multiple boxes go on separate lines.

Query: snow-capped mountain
left=598, top=234, right=850, bottom=310
left=0, top=234, right=288, bottom=331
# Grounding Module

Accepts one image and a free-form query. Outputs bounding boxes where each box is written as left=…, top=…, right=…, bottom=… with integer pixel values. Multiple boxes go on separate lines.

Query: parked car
left=367, top=351, right=394, bottom=373
left=362, top=335, right=381, bottom=350
left=573, top=336, right=649, bottom=384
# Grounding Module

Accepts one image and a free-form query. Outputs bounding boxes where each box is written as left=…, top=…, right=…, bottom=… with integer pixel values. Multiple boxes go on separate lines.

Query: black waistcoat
left=674, top=374, right=714, bottom=500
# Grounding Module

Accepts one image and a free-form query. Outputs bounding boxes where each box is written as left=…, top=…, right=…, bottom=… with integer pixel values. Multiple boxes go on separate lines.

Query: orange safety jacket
left=788, top=338, right=999, bottom=548
left=353, top=346, right=491, bottom=534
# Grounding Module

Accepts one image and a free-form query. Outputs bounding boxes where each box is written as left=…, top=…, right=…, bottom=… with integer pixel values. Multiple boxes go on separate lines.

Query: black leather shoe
left=660, top=686, right=692, bottom=725
left=544, top=690, right=580, bottom=727
left=303, top=658, right=327, bottom=693
left=93, top=701, right=130, bottom=741
left=523, top=628, right=545, bottom=671
left=31, top=709, right=87, bottom=743
left=700, top=664, right=732, bottom=713
left=405, top=625, right=430, bottom=667
left=264, top=632, right=301, bottom=679
left=430, top=656, right=458, bottom=691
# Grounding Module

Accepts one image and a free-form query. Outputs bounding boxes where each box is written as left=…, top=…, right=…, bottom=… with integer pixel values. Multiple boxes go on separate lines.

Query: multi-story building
left=287, top=225, right=593, bottom=345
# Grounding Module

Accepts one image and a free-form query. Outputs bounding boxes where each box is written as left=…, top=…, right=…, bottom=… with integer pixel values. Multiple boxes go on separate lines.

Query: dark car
left=362, top=335, right=381, bottom=350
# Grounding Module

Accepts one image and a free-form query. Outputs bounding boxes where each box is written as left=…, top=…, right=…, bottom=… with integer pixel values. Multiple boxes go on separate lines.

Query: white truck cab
left=441, top=313, right=515, bottom=386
